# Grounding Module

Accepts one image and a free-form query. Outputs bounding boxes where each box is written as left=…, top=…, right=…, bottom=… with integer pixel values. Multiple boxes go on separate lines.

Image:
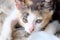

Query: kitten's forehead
left=21, top=8, right=43, bottom=18
left=27, top=13, right=36, bottom=23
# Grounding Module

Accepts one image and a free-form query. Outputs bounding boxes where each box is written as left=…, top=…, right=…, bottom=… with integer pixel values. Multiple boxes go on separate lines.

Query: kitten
left=0, top=0, right=54, bottom=40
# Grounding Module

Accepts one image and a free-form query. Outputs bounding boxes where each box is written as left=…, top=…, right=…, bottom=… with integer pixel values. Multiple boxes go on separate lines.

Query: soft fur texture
left=0, top=0, right=54, bottom=40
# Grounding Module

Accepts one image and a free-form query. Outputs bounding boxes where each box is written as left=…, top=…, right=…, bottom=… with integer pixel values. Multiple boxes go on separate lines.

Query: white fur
left=28, top=31, right=60, bottom=40
left=24, top=13, right=36, bottom=33
left=0, top=7, right=19, bottom=40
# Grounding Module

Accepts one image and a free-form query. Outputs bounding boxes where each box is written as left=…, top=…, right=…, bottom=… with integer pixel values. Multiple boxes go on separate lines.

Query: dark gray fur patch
left=28, top=0, right=45, bottom=10
left=22, top=12, right=29, bottom=23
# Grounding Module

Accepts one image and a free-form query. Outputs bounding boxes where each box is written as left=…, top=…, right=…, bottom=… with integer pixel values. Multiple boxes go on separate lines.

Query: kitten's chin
left=25, top=28, right=32, bottom=34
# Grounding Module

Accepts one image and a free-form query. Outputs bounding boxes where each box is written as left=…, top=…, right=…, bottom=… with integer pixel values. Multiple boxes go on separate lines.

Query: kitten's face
left=18, top=9, right=41, bottom=33
left=18, top=9, right=53, bottom=33
left=15, top=0, right=53, bottom=33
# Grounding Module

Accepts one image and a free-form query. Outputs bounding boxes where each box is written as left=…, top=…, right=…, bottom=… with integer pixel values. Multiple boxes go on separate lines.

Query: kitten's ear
left=15, top=0, right=25, bottom=10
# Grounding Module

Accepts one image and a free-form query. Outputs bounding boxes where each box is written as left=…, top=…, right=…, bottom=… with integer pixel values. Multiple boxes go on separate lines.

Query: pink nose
left=29, top=27, right=34, bottom=33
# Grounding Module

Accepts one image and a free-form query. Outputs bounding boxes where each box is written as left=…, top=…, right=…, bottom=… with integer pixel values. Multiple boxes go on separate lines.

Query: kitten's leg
left=0, top=0, right=25, bottom=40
left=0, top=10, right=18, bottom=40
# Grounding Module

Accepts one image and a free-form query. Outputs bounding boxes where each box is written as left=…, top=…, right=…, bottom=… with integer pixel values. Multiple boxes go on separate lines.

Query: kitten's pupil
left=36, top=19, right=42, bottom=23
left=23, top=18, right=28, bottom=23
left=23, top=12, right=29, bottom=17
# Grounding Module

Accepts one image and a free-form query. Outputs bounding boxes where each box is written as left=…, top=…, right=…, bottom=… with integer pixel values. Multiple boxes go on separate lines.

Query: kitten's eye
left=23, top=12, right=29, bottom=17
left=36, top=19, right=42, bottom=23
left=23, top=17, right=28, bottom=23
left=22, top=12, right=29, bottom=23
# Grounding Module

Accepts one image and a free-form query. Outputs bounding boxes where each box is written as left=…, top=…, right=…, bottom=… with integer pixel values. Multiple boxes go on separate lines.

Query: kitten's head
left=15, top=0, right=53, bottom=33
left=19, top=9, right=43, bottom=33
left=19, top=9, right=53, bottom=33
